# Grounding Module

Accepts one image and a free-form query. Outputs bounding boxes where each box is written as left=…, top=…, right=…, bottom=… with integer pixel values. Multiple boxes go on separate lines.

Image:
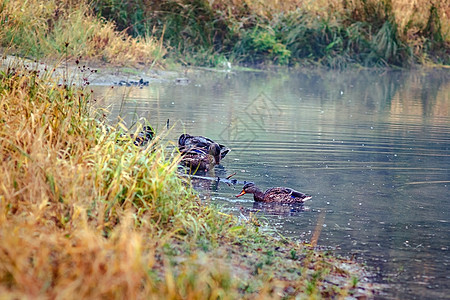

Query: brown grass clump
left=0, top=63, right=235, bottom=297
left=0, top=0, right=165, bottom=66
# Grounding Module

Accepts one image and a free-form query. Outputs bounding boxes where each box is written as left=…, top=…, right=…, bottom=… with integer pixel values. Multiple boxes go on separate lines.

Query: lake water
left=92, top=68, right=449, bottom=299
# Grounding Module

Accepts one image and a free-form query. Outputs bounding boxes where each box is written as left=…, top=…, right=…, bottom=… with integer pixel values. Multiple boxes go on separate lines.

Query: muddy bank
left=0, top=55, right=188, bottom=86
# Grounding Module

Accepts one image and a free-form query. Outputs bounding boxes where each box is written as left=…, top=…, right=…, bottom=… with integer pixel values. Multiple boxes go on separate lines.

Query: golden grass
left=0, top=0, right=165, bottom=66
left=0, top=63, right=233, bottom=297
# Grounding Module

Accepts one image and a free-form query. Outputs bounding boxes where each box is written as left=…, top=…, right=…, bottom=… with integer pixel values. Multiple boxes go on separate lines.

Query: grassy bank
left=0, top=61, right=379, bottom=297
left=1, top=0, right=448, bottom=69
left=92, top=0, right=449, bottom=68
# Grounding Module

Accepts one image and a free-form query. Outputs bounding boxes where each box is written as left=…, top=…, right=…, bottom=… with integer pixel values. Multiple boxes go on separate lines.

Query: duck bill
left=235, top=190, right=246, bottom=198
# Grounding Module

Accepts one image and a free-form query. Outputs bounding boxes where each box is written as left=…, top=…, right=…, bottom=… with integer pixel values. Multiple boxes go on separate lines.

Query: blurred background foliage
left=91, top=0, right=449, bottom=68
left=1, top=0, right=448, bottom=68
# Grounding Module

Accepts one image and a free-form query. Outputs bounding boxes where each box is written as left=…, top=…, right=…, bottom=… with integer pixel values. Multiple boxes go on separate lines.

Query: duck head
left=143, top=126, right=154, bottom=139
left=178, top=133, right=190, bottom=147
left=235, top=182, right=258, bottom=197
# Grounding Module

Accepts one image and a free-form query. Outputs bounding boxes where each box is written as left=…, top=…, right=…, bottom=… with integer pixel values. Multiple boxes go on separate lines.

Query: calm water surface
left=93, top=68, right=449, bottom=299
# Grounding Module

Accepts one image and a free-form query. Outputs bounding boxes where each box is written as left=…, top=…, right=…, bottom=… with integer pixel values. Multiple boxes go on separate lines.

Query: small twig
left=226, top=172, right=237, bottom=179
left=311, top=210, right=326, bottom=247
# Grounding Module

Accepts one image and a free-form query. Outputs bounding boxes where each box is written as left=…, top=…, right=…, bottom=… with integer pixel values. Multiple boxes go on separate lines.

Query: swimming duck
left=235, top=183, right=312, bottom=203
left=180, top=142, right=221, bottom=172
left=132, top=126, right=154, bottom=146
left=178, top=134, right=230, bottom=160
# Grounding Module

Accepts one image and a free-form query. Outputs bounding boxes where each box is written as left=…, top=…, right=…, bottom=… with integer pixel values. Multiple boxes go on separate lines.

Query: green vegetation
left=0, top=62, right=377, bottom=298
left=91, top=0, right=449, bottom=68
left=1, top=0, right=448, bottom=68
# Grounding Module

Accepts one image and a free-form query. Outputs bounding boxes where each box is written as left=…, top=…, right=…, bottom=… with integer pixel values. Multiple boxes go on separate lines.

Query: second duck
left=235, top=183, right=312, bottom=204
left=179, top=142, right=221, bottom=172
left=178, top=133, right=230, bottom=160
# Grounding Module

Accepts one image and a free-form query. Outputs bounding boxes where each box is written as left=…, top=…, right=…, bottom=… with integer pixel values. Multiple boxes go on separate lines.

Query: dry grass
left=0, top=0, right=165, bottom=66
left=271, top=0, right=448, bottom=40
left=0, top=63, right=232, bottom=297
left=217, top=0, right=449, bottom=46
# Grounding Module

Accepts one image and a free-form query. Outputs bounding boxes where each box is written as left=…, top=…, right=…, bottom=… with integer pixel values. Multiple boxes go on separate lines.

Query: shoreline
left=0, top=54, right=386, bottom=298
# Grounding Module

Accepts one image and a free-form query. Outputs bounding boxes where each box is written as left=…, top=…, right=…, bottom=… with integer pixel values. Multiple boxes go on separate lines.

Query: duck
left=179, top=142, right=221, bottom=172
left=178, top=133, right=230, bottom=160
left=132, top=125, right=154, bottom=146
left=235, top=182, right=312, bottom=203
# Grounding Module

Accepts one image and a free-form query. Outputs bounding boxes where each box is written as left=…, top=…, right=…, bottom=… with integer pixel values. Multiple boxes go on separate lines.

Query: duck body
left=236, top=183, right=311, bottom=204
left=179, top=142, right=221, bottom=172
left=178, top=134, right=230, bottom=160
left=179, top=150, right=216, bottom=172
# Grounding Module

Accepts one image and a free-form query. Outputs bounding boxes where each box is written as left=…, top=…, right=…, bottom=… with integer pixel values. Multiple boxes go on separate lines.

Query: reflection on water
left=92, top=68, right=450, bottom=299
left=250, top=201, right=308, bottom=216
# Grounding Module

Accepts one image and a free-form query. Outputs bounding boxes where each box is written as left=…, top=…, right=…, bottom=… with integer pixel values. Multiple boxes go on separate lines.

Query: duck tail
left=303, top=195, right=312, bottom=201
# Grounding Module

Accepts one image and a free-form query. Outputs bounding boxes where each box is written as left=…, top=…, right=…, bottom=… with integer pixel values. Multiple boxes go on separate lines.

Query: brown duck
left=179, top=142, right=221, bottom=172
left=235, top=182, right=312, bottom=203
left=178, top=134, right=230, bottom=160
left=132, top=126, right=154, bottom=146
left=117, top=125, right=154, bottom=146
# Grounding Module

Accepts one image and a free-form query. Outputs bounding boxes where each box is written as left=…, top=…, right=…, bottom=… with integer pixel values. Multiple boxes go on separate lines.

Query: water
left=92, top=68, right=450, bottom=299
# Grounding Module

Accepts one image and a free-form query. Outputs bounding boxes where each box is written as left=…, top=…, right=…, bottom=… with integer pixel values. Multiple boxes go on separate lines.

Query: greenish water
left=93, top=68, right=450, bottom=299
